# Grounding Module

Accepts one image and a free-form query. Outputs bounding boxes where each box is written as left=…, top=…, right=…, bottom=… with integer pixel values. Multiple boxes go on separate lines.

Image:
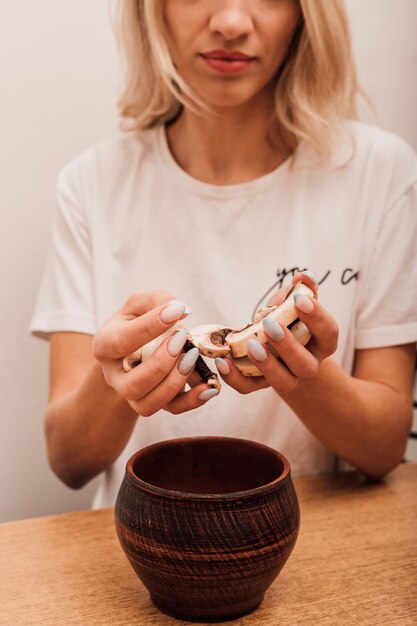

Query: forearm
left=45, top=360, right=138, bottom=489
left=282, top=358, right=412, bottom=479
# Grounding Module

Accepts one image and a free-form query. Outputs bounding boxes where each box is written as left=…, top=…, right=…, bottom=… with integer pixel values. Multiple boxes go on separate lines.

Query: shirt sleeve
left=355, top=180, right=417, bottom=349
left=30, top=160, right=96, bottom=340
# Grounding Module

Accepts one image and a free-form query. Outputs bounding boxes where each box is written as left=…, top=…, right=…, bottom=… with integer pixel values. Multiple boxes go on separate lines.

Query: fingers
left=215, top=357, right=270, bottom=394
left=132, top=348, right=220, bottom=416
left=266, top=270, right=318, bottom=309
left=105, top=330, right=189, bottom=401
left=292, top=271, right=319, bottom=298
left=245, top=333, right=317, bottom=394
left=220, top=291, right=338, bottom=395
left=293, top=294, right=338, bottom=360
left=266, top=284, right=290, bottom=307
left=92, top=289, right=223, bottom=418
left=251, top=299, right=337, bottom=389
left=93, top=292, right=190, bottom=360
left=142, top=383, right=219, bottom=417
left=104, top=333, right=219, bottom=417
left=187, top=370, right=206, bottom=388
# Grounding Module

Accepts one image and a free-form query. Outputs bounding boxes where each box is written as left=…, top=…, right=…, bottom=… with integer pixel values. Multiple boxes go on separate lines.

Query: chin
left=197, top=86, right=264, bottom=110
left=189, top=72, right=275, bottom=111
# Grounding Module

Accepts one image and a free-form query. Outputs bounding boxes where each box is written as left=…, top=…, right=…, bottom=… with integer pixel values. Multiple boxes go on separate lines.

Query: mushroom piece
left=123, top=280, right=315, bottom=384
left=186, top=324, right=233, bottom=359
left=186, top=282, right=314, bottom=377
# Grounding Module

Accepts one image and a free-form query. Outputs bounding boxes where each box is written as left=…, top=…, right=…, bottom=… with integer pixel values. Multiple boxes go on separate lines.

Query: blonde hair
left=116, top=0, right=360, bottom=157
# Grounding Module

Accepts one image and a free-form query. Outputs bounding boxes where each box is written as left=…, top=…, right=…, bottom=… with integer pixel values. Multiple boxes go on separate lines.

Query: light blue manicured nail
left=247, top=339, right=268, bottom=362
left=167, top=329, right=188, bottom=356
left=294, top=293, right=314, bottom=314
left=263, top=318, right=285, bottom=342
left=302, top=271, right=317, bottom=284
left=168, top=299, right=192, bottom=315
left=178, top=347, right=199, bottom=375
left=198, top=388, right=219, bottom=402
left=160, top=300, right=189, bottom=323
left=215, top=357, right=231, bottom=375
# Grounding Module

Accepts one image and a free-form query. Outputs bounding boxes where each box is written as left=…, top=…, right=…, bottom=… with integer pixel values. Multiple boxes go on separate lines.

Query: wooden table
left=1, top=464, right=416, bottom=626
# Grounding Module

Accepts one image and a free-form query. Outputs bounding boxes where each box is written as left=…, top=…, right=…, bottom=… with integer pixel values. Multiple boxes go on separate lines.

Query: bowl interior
left=131, top=438, right=286, bottom=495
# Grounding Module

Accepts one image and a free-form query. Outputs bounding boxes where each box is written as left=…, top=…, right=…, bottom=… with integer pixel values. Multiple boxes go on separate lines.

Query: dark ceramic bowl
left=114, top=437, right=300, bottom=622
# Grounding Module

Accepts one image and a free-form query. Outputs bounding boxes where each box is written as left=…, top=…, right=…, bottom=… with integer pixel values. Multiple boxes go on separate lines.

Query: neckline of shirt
left=154, top=124, right=293, bottom=199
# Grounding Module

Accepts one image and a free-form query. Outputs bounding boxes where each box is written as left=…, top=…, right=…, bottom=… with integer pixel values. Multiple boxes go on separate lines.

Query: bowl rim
left=125, top=436, right=291, bottom=500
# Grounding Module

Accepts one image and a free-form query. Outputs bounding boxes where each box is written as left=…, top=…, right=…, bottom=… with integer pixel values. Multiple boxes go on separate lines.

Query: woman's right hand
left=92, top=290, right=219, bottom=417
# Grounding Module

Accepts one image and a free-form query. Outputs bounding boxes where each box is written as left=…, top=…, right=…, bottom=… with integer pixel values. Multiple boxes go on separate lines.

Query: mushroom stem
left=184, top=341, right=221, bottom=391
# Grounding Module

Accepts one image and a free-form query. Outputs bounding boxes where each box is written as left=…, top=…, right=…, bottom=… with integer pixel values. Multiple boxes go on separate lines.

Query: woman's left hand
left=216, top=273, right=339, bottom=395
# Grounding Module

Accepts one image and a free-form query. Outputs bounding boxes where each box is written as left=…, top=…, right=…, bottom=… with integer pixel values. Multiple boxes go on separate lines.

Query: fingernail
left=215, top=357, right=231, bottom=375
left=198, top=388, right=219, bottom=402
left=167, top=329, right=188, bottom=356
left=262, top=318, right=285, bottom=342
left=178, top=347, right=199, bottom=375
left=302, top=271, right=318, bottom=284
left=160, top=300, right=190, bottom=324
left=247, top=339, right=268, bottom=362
left=168, top=299, right=192, bottom=315
left=294, top=293, right=314, bottom=314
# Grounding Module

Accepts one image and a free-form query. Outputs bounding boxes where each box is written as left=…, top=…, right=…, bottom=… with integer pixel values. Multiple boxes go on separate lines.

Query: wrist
left=82, top=360, right=138, bottom=421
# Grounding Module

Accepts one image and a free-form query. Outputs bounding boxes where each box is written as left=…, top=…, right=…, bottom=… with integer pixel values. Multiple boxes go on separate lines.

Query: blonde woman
left=31, top=0, right=417, bottom=507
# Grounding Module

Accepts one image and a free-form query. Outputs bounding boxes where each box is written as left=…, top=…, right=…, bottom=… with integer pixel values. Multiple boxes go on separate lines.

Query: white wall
left=348, top=0, right=417, bottom=144
left=0, top=0, right=120, bottom=522
left=1, top=0, right=416, bottom=522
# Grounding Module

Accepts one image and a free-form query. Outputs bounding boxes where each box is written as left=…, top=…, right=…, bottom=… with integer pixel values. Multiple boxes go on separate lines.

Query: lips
left=201, top=50, right=255, bottom=61
left=200, top=50, right=256, bottom=74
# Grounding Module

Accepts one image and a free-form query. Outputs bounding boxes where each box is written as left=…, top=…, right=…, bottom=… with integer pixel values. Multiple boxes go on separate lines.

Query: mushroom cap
left=187, top=324, right=232, bottom=358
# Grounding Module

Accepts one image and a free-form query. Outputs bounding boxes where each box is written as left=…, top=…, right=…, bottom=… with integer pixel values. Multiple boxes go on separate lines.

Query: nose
left=209, top=0, right=254, bottom=41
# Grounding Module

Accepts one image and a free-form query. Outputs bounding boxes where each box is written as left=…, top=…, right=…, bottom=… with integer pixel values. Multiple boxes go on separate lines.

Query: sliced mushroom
left=186, top=282, right=314, bottom=376
left=185, top=324, right=232, bottom=358
left=123, top=281, right=315, bottom=382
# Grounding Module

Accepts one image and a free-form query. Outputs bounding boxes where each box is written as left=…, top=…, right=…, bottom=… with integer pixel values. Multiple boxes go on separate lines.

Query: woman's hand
left=215, top=273, right=339, bottom=395
left=92, top=290, right=219, bottom=417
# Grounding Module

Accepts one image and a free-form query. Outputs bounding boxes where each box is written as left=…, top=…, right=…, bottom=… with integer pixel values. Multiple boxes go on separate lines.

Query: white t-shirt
left=31, top=121, right=417, bottom=507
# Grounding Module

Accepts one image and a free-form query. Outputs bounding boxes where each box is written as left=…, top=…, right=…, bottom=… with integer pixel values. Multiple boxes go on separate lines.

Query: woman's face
left=164, top=0, right=301, bottom=109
